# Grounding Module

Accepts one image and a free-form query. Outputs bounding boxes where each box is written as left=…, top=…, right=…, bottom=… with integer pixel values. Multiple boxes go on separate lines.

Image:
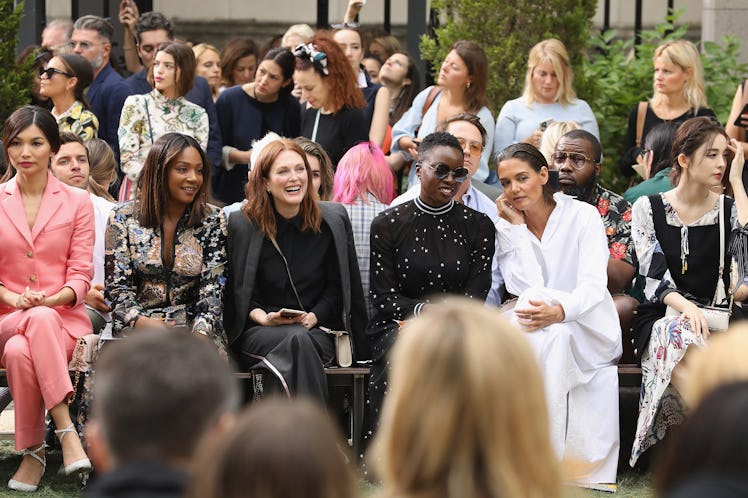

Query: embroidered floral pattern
left=118, top=89, right=209, bottom=181
left=105, top=202, right=228, bottom=352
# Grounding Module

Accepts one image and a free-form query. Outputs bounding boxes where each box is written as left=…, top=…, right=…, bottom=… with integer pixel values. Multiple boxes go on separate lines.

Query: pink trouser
left=0, top=308, right=76, bottom=450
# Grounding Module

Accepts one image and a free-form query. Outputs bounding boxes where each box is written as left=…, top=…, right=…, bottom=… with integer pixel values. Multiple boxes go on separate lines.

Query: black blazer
left=225, top=202, right=370, bottom=361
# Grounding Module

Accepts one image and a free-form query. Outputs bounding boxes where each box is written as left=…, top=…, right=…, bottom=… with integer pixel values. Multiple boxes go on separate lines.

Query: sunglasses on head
left=419, top=161, right=470, bottom=182
left=456, top=137, right=484, bottom=157
left=551, top=151, right=595, bottom=170
left=38, top=66, right=74, bottom=79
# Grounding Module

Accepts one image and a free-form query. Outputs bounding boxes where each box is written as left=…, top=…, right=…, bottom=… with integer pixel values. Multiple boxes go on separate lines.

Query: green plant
left=420, top=0, right=597, bottom=116
left=0, top=0, right=35, bottom=123
left=583, top=9, right=747, bottom=193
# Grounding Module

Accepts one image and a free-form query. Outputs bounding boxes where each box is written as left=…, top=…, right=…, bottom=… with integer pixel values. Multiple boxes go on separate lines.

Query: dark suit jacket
left=88, top=63, right=132, bottom=162
left=225, top=202, right=370, bottom=361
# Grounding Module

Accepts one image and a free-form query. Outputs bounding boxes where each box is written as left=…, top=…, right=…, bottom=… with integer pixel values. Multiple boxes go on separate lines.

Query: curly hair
left=294, top=31, right=365, bottom=113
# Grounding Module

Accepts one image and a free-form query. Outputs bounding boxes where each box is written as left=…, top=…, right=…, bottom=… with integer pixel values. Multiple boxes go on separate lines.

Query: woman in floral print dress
left=630, top=117, right=748, bottom=466
left=117, top=42, right=208, bottom=201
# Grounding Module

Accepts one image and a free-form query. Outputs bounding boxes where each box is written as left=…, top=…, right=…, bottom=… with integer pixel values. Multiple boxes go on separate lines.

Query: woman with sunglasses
left=39, top=53, right=99, bottom=141
left=363, top=131, right=495, bottom=451
left=494, top=142, right=621, bottom=486
left=118, top=42, right=209, bottom=201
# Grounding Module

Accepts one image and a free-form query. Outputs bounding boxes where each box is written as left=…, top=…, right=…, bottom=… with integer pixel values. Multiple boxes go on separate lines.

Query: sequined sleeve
left=104, top=203, right=141, bottom=336
left=192, top=208, right=228, bottom=348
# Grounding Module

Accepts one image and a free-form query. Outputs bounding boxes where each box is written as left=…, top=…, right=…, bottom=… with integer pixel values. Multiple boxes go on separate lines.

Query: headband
left=293, top=43, right=329, bottom=76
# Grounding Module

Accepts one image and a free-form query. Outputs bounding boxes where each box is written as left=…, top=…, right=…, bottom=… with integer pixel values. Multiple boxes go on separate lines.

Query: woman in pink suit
left=0, top=106, right=94, bottom=492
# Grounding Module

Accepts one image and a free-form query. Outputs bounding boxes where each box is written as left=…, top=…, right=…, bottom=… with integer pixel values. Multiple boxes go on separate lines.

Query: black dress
left=300, top=106, right=368, bottom=167
left=620, top=105, right=716, bottom=177
left=361, top=197, right=495, bottom=454
left=233, top=212, right=341, bottom=402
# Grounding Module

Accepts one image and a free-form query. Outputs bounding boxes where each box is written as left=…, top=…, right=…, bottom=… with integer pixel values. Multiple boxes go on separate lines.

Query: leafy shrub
left=583, top=10, right=747, bottom=193
left=0, top=0, right=34, bottom=123
left=420, top=0, right=597, bottom=116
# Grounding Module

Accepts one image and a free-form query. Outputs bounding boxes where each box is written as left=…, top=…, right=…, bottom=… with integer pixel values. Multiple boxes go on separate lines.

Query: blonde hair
left=281, top=23, right=314, bottom=48
left=372, top=298, right=560, bottom=498
left=539, top=120, right=582, bottom=164
left=193, top=43, right=221, bottom=99
left=650, top=40, right=707, bottom=112
left=681, top=323, right=748, bottom=407
left=85, top=138, right=116, bottom=202
left=523, top=38, right=577, bottom=107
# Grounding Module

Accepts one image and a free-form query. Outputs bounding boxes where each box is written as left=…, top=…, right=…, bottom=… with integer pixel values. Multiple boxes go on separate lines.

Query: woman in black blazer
left=224, top=138, right=368, bottom=402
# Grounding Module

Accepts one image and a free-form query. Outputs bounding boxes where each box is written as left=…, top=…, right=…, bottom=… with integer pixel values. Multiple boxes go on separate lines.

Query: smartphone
left=733, top=103, right=748, bottom=128
left=279, top=308, right=305, bottom=318
left=539, top=118, right=554, bottom=132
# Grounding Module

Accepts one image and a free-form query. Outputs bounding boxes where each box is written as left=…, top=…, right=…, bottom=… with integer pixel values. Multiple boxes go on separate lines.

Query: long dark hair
left=656, top=381, right=748, bottom=495
left=1, top=106, right=60, bottom=182
left=57, top=53, right=94, bottom=111
left=390, top=52, right=421, bottom=125
left=670, top=116, right=729, bottom=186
left=260, top=47, right=295, bottom=95
left=136, top=133, right=210, bottom=228
left=495, top=142, right=555, bottom=203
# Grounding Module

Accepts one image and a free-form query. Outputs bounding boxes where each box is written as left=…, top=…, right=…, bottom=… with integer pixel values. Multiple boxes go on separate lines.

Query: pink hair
left=332, top=142, right=395, bottom=205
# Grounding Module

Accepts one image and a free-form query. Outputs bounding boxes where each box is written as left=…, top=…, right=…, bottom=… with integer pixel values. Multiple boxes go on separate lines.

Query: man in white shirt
left=391, top=113, right=503, bottom=303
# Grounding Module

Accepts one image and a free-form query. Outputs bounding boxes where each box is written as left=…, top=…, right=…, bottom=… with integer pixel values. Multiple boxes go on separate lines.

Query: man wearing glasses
left=551, top=129, right=636, bottom=296
left=71, top=15, right=132, bottom=163
left=390, top=113, right=504, bottom=304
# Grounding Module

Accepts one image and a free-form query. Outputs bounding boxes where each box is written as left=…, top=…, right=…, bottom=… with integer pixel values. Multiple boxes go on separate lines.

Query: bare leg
left=49, top=402, right=89, bottom=470
left=9, top=444, right=45, bottom=489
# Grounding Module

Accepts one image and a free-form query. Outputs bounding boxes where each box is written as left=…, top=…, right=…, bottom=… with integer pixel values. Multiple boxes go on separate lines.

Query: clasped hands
left=15, top=286, right=46, bottom=309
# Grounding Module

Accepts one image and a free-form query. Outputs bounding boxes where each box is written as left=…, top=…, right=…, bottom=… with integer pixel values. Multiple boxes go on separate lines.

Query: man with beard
left=551, top=130, right=635, bottom=295
left=71, top=15, right=132, bottom=162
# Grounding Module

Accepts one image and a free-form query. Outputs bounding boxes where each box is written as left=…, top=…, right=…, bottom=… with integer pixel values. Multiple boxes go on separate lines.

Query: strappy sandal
left=54, top=424, right=92, bottom=476
left=8, top=444, right=46, bottom=492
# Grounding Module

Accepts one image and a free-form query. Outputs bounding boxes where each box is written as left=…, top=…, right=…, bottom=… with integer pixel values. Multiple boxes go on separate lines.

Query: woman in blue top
left=391, top=40, right=494, bottom=186
left=493, top=39, right=599, bottom=184
left=215, top=48, right=301, bottom=204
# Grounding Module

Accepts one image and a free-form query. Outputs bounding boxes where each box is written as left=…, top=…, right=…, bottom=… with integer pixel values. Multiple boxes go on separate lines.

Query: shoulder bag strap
left=422, top=86, right=443, bottom=118
left=144, top=98, right=154, bottom=144
left=635, top=101, right=647, bottom=149
left=712, top=194, right=729, bottom=307
left=268, top=235, right=306, bottom=312
left=311, top=109, right=321, bottom=143
left=740, top=80, right=748, bottom=141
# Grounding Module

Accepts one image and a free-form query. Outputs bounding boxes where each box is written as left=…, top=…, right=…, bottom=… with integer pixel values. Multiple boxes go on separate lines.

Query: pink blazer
left=0, top=172, right=94, bottom=337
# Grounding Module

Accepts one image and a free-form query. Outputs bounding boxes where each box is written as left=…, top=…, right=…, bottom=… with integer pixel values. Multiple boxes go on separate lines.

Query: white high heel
left=7, top=444, right=46, bottom=492
left=54, top=424, right=92, bottom=476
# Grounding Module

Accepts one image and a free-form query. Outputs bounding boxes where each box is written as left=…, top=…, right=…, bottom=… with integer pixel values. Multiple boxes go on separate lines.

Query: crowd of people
left=4, top=0, right=748, bottom=496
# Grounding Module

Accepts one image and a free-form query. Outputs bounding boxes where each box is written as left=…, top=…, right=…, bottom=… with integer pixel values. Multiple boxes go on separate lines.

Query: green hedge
left=420, top=6, right=747, bottom=194
left=0, top=0, right=34, bottom=123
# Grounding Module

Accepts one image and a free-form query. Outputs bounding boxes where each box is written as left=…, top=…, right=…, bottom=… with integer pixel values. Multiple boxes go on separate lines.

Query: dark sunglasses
left=38, top=66, right=74, bottom=79
left=419, top=161, right=470, bottom=182
left=551, top=151, right=596, bottom=170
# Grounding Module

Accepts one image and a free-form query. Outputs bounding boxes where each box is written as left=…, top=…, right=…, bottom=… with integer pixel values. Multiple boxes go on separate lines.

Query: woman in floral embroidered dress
left=117, top=42, right=209, bottom=201
left=39, top=53, right=99, bottom=140
left=630, top=116, right=748, bottom=466
left=105, top=133, right=228, bottom=356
